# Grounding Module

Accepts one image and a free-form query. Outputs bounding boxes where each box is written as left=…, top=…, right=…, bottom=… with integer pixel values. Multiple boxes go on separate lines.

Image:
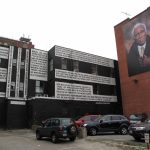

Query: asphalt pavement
left=0, top=129, right=148, bottom=150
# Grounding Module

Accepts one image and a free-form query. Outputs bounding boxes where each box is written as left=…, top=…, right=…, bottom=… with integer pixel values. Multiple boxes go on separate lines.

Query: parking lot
left=0, top=129, right=149, bottom=150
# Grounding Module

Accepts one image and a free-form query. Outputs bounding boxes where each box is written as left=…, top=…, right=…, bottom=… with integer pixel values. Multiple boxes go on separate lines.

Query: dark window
left=19, top=82, right=24, bottom=91
left=21, top=49, right=26, bottom=61
left=20, top=61, right=25, bottom=69
left=73, top=60, right=79, bottom=72
left=0, top=58, right=8, bottom=68
left=12, top=59, right=17, bottom=67
left=20, top=69, right=25, bottom=82
left=45, top=120, right=52, bottom=127
left=112, top=115, right=120, bottom=120
left=11, top=67, right=16, bottom=82
left=93, top=84, right=99, bottom=95
left=35, top=81, right=45, bottom=96
left=49, top=59, right=53, bottom=71
left=61, top=58, right=67, bottom=70
left=13, top=47, right=18, bottom=59
left=51, top=119, right=60, bottom=126
left=91, top=64, right=98, bottom=75
left=102, top=115, right=111, bottom=121
left=10, top=82, right=15, bottom=91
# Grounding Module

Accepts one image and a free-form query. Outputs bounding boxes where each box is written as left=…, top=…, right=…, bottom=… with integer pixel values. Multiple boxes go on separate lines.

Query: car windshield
left=79, top=115, right=99, bottom=121
left=129, top=115, right=141, bottom=120
left=94, top=115, right=103, bottom=121
left=61, top=119, right=73, bottom=125
left=144, top=118, right=150, bottom=123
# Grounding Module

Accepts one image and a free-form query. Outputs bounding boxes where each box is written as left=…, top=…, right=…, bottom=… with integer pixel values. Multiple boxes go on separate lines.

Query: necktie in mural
left=140, top=46, right=144, bottom=58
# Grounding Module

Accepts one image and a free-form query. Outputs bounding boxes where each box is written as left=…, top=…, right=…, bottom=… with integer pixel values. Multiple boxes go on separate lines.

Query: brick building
left=114, top=7, right=150, bottom=117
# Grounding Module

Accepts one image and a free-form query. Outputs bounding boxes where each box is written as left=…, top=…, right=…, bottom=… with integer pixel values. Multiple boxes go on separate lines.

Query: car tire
left=69, top=137, right=76, bottom=141
left=120, top=126, right=128, bottom=135
left=51, top=133, right=58, bottom=143
left=36, top=131, right=41, bottom=140
left=68, top=125, right=77, bottom=135
left=89, top=128, right=97, bottom=136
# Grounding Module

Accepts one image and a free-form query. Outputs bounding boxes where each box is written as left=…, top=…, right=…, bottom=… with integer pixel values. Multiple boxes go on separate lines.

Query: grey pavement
left=0, top=129, right=148, bottom=150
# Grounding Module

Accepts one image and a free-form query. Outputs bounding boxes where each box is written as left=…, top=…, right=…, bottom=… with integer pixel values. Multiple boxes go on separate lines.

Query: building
left=0, top=36, right=122, bottom=129
left=114, top=7, right=150, bottom=117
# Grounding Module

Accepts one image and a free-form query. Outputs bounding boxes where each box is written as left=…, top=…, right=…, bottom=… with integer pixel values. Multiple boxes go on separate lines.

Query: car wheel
left=89, top=128, right=97, bottom=136
left=69, top=137, right=76, bottom=141
left=68, top=125, right=77, bottom=135
left=36, top=131, right=41, bottom=140
left=51, top=133, right=58, bottom=143
left=120, top=126, right=128, bottom=135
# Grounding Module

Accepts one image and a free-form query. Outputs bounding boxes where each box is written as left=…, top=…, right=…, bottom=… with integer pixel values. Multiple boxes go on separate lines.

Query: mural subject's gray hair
left=131, top=23, right=147, bottom=37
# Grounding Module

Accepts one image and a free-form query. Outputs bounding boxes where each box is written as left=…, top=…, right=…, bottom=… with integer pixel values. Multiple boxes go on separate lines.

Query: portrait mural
left=122, top=10, right=150, bottom=76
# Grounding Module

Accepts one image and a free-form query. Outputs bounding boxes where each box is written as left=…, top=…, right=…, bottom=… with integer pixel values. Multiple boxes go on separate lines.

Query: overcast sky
left=0, top=0, right=149, bottom=60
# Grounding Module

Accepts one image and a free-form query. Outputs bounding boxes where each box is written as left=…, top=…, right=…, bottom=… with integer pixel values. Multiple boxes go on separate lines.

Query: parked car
left=128, top=117, right=150, bottom=141
left=75, top=114, right=101, bottom=127
left=36, top=118, right=78, bottom=143
left=83, top=114, right=130, bottom=136
left=129, top=113, right=147, bottom=124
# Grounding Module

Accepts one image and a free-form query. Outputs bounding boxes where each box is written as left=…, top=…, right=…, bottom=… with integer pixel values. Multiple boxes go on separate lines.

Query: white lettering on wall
left=0, top=68, right=7, bottom=82
left=6, top=46, right=14, bottom=98
left=0, top=46, right=9, bottom=59
left=55, top=69, right=116, bottom=85
left=55, top=82, right=117, bottom=102
left=30, top=49, right=48, bottom=81
left=55, top=45, right=114, bottom=68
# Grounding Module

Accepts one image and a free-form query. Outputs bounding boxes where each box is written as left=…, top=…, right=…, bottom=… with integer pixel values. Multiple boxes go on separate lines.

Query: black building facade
left=0, top=37, right=122, bottom=129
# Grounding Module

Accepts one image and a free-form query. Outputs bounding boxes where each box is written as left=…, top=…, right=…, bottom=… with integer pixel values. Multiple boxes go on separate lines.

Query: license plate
left=63, top=133, right=67, bottom=136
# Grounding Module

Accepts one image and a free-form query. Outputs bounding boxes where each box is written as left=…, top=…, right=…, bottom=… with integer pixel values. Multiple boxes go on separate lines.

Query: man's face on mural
left=133, top=25, right=147, bottom=46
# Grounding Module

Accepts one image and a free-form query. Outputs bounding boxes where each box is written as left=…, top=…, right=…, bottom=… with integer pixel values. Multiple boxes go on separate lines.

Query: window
left=51, top=119, right=60, bottom=126
left=91, top=64, right=98, bottom=75
left=49, top=59, right=53, bottom=71
left=61, top=58, right=67, bottom=70
left=93, top=84, right=100, bottom=95
left=45, top=120, right=52, bottom=127
left=20, top=61, right=25, bottom=69
left=19, top=82, right=24, bottom=91
left=0, top=58, right=1, bottom=65
left=12, top=59, right=17, bottom=67
left=73, top=60, right=79, bottom=72
left=102, top=115, right=111, bottom=121
left=11, top=82, right=15, bottom=91
left=35, top=80, right=44, bottom=95
left=112, top=115, right=120, bottom=121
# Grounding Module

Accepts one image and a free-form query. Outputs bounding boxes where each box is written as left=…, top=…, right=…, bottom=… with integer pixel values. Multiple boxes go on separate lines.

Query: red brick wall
left=0, top=37, right=34, bottom=49
left=114, top=9, right=150, bottom=118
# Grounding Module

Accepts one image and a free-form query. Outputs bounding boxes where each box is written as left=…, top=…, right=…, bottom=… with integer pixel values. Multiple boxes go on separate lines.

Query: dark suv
left=36, top=118, right=78, bottom=143
left=129, top=113, right=147, bottom=124
left=128, top=117, right=150, bottom=141
left=83, top=115, right=130, bottom=136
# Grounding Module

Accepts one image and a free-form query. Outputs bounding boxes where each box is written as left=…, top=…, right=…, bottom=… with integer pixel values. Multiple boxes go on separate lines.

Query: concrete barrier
left=78, top=127, right=87, bottom=138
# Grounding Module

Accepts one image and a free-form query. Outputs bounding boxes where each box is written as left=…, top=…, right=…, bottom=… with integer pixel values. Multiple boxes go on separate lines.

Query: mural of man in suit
left=127, top=23, right=150, bottom=76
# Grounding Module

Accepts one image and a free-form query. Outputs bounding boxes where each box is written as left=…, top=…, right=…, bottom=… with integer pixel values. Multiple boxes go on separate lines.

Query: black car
left=128, top=117, right=150, bottom=141
left=36, top=118, right=78, bottom=143
left=129, top=113, right=147, bottom=124
left=83, top=115, right=130, bottom=136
